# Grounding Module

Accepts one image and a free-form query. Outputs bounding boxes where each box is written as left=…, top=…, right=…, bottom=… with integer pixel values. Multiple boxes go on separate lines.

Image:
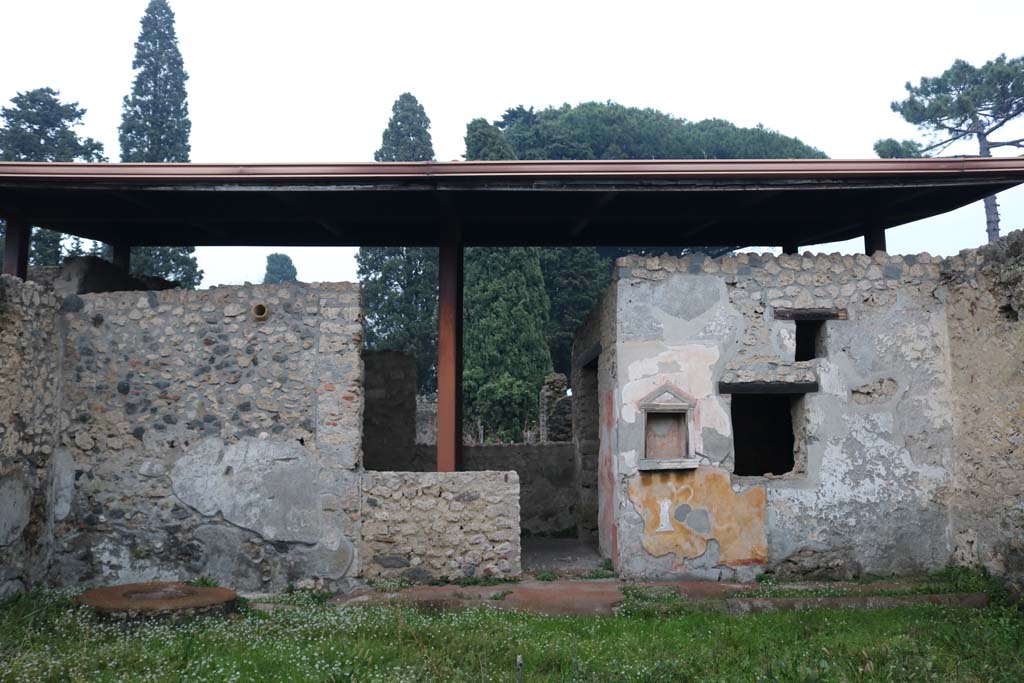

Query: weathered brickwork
left=944, top=231, right=1024, bottom=590
left=360, top=471, right=520, bottom=581
left=51, top=282, right=364, bottom=592
left=0, top=277, right=63, bottom=597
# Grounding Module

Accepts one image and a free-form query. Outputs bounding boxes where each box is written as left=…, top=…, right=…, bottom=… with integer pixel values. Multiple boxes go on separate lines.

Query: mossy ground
left=1, top=582, right=1022, bottom=682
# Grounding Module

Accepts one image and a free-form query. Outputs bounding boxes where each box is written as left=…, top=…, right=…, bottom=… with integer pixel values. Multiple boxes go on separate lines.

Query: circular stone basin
left=78, top=581, right=237, bottom=618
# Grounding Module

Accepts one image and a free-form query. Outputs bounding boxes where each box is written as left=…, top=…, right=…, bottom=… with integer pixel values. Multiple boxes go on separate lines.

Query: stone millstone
left=77, top=582, right=237, bottom=620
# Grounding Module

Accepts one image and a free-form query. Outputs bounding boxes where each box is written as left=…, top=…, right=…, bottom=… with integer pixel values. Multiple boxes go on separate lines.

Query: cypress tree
left=360, top=94, right=438, bottom=390
left=118, top=0, right=202, bottom=288
left=374, top=93, right=434, bottom=162
left=463, top=247, right=552, bottom=441
left=119, top=0, right=190, bottom=163
left=263, top=253, right=298, bottom=284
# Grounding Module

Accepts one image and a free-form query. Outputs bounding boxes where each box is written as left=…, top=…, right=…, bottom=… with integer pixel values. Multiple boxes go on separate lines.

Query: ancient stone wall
left=595, top=250, right=955, bottom=580
left=360, top=471, right=520, bottom=581
left=50, top=282, right=364, bottom=592
left=944, top=231, right=1024, bottom=589
left=571, top=285, right=619, bottom=554
left=539, top=373, right=572, bottom=443
left=362, top=350, right=417, bottom=470
left=0, top=277, right=64, bottom=597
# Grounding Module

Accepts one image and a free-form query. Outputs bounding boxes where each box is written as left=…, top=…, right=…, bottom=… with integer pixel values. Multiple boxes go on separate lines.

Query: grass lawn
left=1, top=588, right=1023, bottom=682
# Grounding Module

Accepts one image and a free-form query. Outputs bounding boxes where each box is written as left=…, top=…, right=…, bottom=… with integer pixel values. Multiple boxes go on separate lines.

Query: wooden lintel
left=718, top=381, right=819, bottom=395
left=772, top=308, right=848, bottom=321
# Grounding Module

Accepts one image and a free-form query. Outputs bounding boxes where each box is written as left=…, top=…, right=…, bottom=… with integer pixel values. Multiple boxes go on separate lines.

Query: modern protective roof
left=1, top=158, right=1023, bottom=248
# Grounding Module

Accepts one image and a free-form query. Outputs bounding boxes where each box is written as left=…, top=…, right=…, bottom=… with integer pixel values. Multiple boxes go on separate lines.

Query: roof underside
left=1, top=159, right=1022, bottom=248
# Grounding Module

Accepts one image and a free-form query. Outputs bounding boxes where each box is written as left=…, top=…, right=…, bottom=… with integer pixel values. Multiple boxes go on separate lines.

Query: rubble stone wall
left=944, top=232, right=1024, bottom=590
left=50, top=282, right=364, bottom=592
left=599, top=250, right=955, bottom=580
left=0, top=277, right=63, bottom=597
left=360, top=471, right=520, bottom=581
left=362, top=350, right=417, bottom=471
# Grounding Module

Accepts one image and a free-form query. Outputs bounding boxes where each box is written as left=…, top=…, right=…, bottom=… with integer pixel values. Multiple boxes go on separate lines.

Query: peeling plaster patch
left=627, top=467, right=766, bottom=567
left=49, top=449, right=76, bottom=522
left=621, top=345, right=720, bottom=423
left=816, top=360, right=848, bottom=397
left=620, top=449, right=638, bottom=476
left=0, top=476, right=31, bottom=547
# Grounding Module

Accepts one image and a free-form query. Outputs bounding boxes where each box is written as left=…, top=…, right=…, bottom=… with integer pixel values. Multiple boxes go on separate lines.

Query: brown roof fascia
left=1, top=158, right=1023, bottom=184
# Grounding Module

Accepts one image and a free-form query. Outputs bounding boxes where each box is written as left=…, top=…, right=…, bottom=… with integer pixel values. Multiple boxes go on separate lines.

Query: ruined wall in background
left=604, top=251, right=954, bottom=581
left=944, top=231, right=1024, bottom=589
left=51, top=282, right=364, bottom=592
left=0, top=277, right=63, bottom=597
left=360, top=471, right=520, bottom=581
left=361, top=350, right=417, bottom=471
left=571, top=285, right=619, bottom=556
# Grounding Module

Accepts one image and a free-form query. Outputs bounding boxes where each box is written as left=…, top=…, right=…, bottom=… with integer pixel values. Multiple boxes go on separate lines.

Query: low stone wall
left=360, top=471, right=521, bottom=581
left=0, top=277, right=64, bottom=597
left=386, top=444, right=575, bottom=536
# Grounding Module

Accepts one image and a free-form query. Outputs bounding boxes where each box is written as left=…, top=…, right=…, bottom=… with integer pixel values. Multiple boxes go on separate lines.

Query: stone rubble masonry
left=0, top=276, right=63, bottom=598
left=51, top=281, right=364, bottom=592
left=593, top=247, right=960, bottom=581
left=539, top=373, right=572, bottom=443
left=943, top=230, right=1024, bottom=590
left=362, top=350, right=417, bottom=471
left=360, top=471, right=521, bottom=581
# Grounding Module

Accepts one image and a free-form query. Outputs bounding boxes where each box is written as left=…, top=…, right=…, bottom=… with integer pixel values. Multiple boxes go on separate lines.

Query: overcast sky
left=2, top=0, right=1023, bottom=287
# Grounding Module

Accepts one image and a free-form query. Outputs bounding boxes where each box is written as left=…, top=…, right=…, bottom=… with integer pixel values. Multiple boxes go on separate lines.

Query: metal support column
left=436, top=227, right=464, bottom=472
left=2, top=220, right=30, bottom=279
left=864, top=226, right=887, bottom=255
left=112, top=243, right=131, bottom=271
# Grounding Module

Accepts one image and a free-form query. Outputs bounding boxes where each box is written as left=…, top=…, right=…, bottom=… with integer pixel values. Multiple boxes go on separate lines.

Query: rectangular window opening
left=731, top=394, right=796, bottom=476
left=794, top=319, right=825, bottom=361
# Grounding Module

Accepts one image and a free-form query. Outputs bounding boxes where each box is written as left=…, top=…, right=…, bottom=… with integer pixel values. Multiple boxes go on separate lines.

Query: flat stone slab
left=78, top=582, right=237, bottom=618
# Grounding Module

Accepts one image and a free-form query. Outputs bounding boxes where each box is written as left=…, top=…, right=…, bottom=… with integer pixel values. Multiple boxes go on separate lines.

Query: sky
left=1, top=0, right=1023, bottom=287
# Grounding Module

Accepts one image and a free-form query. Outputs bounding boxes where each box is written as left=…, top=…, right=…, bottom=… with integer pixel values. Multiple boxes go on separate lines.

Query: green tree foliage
left=464, top=118, right=516, bottom=161
left=0, top=87, right=106, bottom=266
left=118, top=0, right=202, bottom=287
left=537, top=247, right=611, bottom=378
left=877, top=54, right=1024, bottom=242
left=494, top=102, right=827, bottom=160
left=873, top=138, right=924, bottom=158
left=463, top=247, right=552, bottom=441
left=361, top=94, right=438, bottom=389
left=119, top=0, right=191, bottom=163
left=374, top=93, right=434, bottom=162
left=357, top=247, right=439, bottom=392
left=263, top=253, right=298, bottom=284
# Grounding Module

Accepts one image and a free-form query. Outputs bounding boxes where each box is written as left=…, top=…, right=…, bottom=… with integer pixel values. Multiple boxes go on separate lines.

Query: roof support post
left=437, top=225, right=464, bottom=472
left=112, top=243, right=131, bottom=271
left=864, top=226, right=887, bottom=255
left=2, top=219, right=30, bottom=279
left=782, top=242, right=799, bottom=255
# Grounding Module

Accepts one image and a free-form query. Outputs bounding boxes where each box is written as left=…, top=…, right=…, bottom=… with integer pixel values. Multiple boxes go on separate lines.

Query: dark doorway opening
left=731, top=394, right=796, bottom=476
